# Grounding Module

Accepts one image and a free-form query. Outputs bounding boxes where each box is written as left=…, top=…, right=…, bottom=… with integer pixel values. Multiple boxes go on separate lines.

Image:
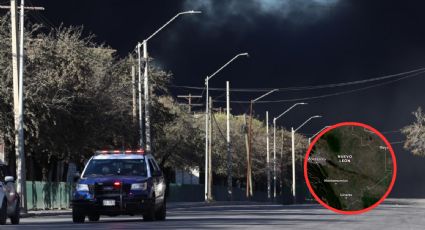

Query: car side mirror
left=5, top=176, right=15, bottom=183
left=73, top=172, right=81, bottom=182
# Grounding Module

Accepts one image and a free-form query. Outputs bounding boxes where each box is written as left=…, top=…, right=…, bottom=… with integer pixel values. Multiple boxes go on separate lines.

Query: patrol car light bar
left=95, top=149, right=145, bottom=155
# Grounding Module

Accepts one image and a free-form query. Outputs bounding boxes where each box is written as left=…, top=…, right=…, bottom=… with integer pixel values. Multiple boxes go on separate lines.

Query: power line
left=213, top=70, right=425, bottom=104
left=380, top=130, right=402, bottom=134
left=195, top=86, right=206, bottom=103
left=0, top=5, right=44, bottom=10
left=169, top=67, right=425, bottom=92
left=300, top=129, right=402, bottom=137
left=213, top=92, right=226, bottom=100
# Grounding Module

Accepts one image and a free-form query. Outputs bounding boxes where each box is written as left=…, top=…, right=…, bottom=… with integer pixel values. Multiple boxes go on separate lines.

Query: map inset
left=306, top=125, right=394, bottom=212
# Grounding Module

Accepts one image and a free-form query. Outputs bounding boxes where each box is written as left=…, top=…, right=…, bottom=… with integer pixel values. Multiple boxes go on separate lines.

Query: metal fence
left=166, top=184, right=310, bottom=203
left=24, top=181, right=310, bottom=210
left=26, top=181, right=71, bottom=210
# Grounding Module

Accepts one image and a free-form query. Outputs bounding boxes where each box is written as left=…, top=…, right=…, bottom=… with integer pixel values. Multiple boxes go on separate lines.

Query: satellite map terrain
left=306, top=124, right=395, bottom=212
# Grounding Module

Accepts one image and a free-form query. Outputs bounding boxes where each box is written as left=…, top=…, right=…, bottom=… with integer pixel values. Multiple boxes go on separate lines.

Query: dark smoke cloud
left=182, top=0, right=341, bottom=27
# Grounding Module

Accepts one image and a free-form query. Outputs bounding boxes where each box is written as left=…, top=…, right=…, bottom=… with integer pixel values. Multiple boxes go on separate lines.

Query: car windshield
left=82, top=159, right=147, bottom=177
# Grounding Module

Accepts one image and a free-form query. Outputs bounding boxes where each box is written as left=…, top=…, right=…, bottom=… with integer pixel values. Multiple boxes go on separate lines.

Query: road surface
left=1, top=199, right=424, bottom=229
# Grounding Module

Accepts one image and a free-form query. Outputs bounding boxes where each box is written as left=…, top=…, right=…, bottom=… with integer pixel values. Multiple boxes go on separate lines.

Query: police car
left=0, top=161, right=20, bottom=225
left=72, top=150, right=166, bottom=223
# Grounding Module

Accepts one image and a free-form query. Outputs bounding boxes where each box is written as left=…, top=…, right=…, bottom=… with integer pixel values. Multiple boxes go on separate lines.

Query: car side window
left=0, top=166, right=5, bottom=182
left=3, top=165, right=11, bottom=176
left=152, top=159, right=161, bottom=171
left=148, top=159, right=159, bottom=176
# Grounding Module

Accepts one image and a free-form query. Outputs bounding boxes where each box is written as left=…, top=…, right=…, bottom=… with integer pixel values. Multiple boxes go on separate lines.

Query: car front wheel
left=142, top=200, right=156, bottom=221
left=155, top=200, right=166, bottom=221
left=0, top=199, right=7, bottom=225
left=88, top=213, right=100, bottom=221
left=10, top=199, right=20, bottom=225
left=72, top=207, right=85, bottom=223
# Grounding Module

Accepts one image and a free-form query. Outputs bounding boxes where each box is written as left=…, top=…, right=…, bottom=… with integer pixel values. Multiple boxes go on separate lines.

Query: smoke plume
left=182, top=0, right=341, bottom=27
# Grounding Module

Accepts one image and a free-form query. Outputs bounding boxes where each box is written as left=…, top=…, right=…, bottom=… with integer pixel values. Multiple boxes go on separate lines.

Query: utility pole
left=247, top=102, right=253, bottom=198
left=208, top=96, right=213, bottom=201
left=243, top=114, right=250, bottom=198
left=10, top=0, right=21, bottom=210
left=17, top=0, right=25, bottom=212
left=247, top=89, right=277, bottom=198
left=188, top=94, right=193, bottom=112
left=273, top=119, right=276, bottom=200
left=137, top=43, right=144, bottom=149
left=143, top=41, right=152, bottom=153
left=133, top=9, right=201, bottom=197
left=131, top=65, right=137, bottom=124
left=280, top=127, right=284, bottom=198
left=292, top=115, right=321, bottom=203
left=204, top=52, right=248, bottom=202
left=272, top=102, right=307, bottom=201
left=0, top=135, right=4, bottom=163
left=266, top=111, right=271, bottom=200
left=138, top=11, right=201, bottom=154
left=177, top=94, right=202, bottom=113
left=2, top=0, right=44, bottom=212
left=10, top=0, right=19, bottom=144
left=204, top=79, right=209, bottom=201
left=291, top=127, right=296, bottom=203
left=226, top=81, right=232, bottom=201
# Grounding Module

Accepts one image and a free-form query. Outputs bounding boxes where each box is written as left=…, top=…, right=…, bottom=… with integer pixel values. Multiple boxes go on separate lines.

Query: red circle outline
left=303, top=122, right=397, bottom=215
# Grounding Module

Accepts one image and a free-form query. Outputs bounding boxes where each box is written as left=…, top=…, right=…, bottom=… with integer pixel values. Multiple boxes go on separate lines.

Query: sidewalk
left=22, top=209, right=72, bottom=218
left=22, top=199, right=423, bottom=218
left=21, top=201, right=230, bottom=218
left=21, top=201, right=275, bottom=218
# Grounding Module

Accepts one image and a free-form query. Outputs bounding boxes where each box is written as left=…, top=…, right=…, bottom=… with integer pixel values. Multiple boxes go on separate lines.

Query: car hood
left=79, top=176, right=149, bottom=185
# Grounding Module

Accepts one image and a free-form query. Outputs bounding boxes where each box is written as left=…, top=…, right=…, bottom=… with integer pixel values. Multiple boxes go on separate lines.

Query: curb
left=21, top=201, right=277, bottom=218
left=21, top=210, right=72, bottom=218
left=20, top=199, right=425, bottom=218
left=20, top=203, right=204, bottom=218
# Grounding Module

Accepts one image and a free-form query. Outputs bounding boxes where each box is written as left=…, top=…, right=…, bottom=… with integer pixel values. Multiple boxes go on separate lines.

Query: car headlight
left=131, top=182, right=147, bottom=190
left=76, top=184, right=89, bottom=192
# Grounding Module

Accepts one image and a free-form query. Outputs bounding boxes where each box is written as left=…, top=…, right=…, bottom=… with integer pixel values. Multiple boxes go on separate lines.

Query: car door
left=152, top=159, right=165, bottom=200
left=147, top=158, right=164, bottom=203
left=1, top=166, right=18, bottom=214
left=0, top=165, right=5, bottom=201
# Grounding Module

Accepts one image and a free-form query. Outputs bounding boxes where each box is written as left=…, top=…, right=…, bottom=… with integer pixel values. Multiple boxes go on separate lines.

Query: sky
left=22, top=0, right=425, bottom=197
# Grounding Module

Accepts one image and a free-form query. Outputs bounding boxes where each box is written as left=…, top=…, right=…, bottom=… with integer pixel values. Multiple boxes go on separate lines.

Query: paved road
left=2, top=199, right=425, bottom=229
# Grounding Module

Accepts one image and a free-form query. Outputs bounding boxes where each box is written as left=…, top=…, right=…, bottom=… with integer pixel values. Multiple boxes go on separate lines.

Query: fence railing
left=24, top=181, right=311, bottom=210
left=26, top=181, right=71, bottom=210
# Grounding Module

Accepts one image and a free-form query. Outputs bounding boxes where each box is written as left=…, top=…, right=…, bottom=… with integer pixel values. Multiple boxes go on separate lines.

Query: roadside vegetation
left=0, top=15, right=307, bottom=190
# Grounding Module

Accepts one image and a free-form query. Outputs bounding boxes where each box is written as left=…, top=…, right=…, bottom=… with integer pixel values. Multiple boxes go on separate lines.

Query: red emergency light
left=113, top=181, right=121, bottom=188
left=95, top=149, right=145, bottom=155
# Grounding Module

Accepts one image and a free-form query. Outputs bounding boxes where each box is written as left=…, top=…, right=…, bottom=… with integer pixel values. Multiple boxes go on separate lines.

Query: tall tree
left=402, top=107, right=425, bottom=156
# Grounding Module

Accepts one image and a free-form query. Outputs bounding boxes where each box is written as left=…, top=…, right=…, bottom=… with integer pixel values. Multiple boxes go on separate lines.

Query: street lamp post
left=204, top=52, right=249, bottom=201
left=136, top=44, right=144, bottom=148
left=247, top=89, right=278, bottom=198
left=308, top=126, right=330, bottom=145
left=137, top=10, right=201, bottom=151
left=291, top=115, right=321, bottom=203
left=266, top=111, right=270, bottom=199
left=272, top=102, right=307, bottom=200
